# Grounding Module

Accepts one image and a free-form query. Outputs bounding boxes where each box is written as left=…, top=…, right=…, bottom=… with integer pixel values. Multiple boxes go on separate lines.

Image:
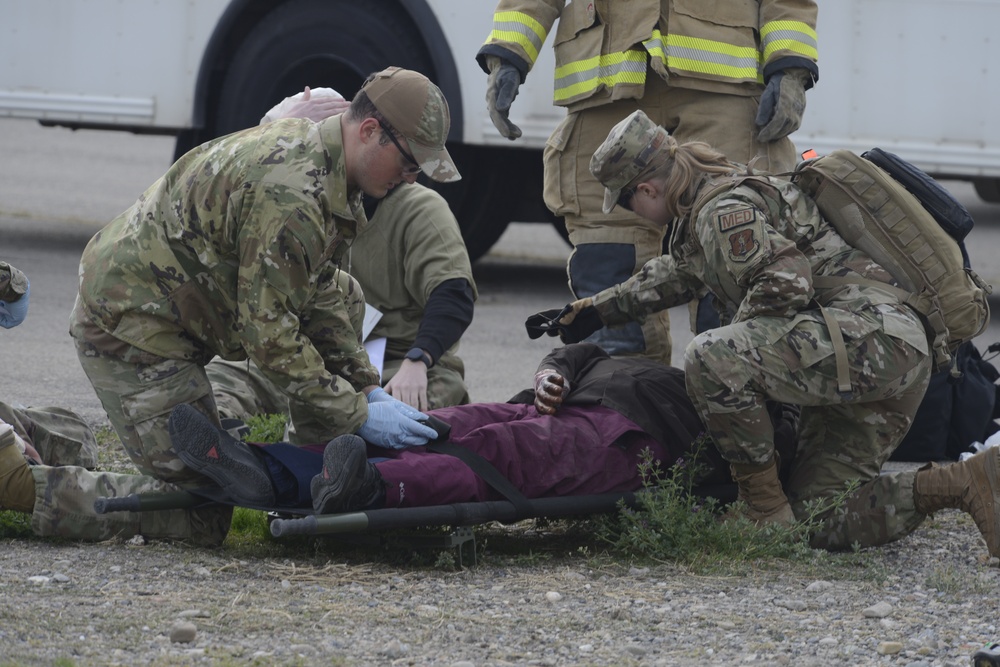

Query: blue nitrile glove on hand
left=0, top=280, right=30, bottom=329
left=366, top=387, right=396, bottom=404
left=358, top=401, right=438, bottom=450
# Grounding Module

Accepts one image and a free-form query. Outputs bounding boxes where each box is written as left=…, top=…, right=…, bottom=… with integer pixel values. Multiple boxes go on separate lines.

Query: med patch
left=716, top=206, right=757, bottom=232
left=716, top=206, right=762, bottom=263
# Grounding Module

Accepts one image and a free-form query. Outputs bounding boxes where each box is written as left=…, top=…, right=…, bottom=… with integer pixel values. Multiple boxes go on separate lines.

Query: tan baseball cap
left=361, top=67, right=461, bottom=183
left=590, top=110, right=671, bottom=213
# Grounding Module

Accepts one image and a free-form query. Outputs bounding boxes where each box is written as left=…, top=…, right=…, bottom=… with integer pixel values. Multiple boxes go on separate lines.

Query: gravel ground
left=2, top=488, right=999, bottom=666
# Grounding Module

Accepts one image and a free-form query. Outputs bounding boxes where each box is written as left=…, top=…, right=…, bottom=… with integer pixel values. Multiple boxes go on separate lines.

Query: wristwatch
left=404, top=348, right=432, bottom=367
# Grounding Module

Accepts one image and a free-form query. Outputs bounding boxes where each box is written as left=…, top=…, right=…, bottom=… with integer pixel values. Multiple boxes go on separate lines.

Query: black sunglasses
left=617, top=185, right=637, bottom=212
left=377, top=119, right=421, bottom=175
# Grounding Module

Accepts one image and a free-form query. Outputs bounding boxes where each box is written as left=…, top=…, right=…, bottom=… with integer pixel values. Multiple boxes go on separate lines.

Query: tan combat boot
left=913, top=446, right=1000, bottom=558
left=0, top=424, right=35, bottom=513
left=729, top=456, right=796, bottom=526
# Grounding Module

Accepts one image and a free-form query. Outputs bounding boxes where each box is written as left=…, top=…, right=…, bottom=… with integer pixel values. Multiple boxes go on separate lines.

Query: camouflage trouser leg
left=30, top=464, right=227, bottom=545
left=52, top=339, right=233, bottom=544
left=207, top=358, right=290, bottom=423
left=807, top=468, right=925, bottom=551
left=0, top=402, right=98, bottom=468
left=684, top=313, right=932, bottom=546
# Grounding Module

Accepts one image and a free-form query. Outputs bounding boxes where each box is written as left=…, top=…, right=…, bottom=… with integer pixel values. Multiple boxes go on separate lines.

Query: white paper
left=364, top=336, right=387, bottom=379
left=362, top=303, right=383, bottom=342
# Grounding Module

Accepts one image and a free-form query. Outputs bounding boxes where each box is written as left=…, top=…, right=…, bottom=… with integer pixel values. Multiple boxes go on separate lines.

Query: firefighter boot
left=729, top=456, right=795, bottom=526
left=914, top=446, right=1000, bottom=558
left=0, top=424, right=35, bottom=513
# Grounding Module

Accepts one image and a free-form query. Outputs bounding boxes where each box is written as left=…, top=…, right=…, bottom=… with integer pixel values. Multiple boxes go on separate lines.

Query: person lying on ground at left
left=168, top=342, right=801, bottom=514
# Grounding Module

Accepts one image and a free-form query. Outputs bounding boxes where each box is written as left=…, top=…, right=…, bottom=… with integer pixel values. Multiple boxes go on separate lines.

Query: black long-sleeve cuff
left=410, top=278, right=475, bottom=364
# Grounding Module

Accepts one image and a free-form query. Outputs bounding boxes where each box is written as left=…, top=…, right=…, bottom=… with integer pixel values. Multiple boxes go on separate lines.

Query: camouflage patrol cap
left=590, top=110, right=671, bottom=213
left=361, top=67, right=461, bottom=183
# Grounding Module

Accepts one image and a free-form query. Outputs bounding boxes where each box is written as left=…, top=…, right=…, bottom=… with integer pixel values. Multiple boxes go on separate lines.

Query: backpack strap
left=816, top=305, right=853, bottom=398
left=689, top=174, right=776, bottom=220
left=813, top=274, right=951, bottom=369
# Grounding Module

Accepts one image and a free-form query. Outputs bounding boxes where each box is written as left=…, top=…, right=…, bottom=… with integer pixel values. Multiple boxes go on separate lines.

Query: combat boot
left=729, top=456, right=796, bottom=526
left=311, top=434, right=384, bottom=515
left=913, top=446, right=1000, bottom=558
left=0, top=424, right=35, bottom=513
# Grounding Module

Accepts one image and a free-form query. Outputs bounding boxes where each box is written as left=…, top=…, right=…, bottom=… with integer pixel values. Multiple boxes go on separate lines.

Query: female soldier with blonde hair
left=543, top=109, right=1000, bottom=557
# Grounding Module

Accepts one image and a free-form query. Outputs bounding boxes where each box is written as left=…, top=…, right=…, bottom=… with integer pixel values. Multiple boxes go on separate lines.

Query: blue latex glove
left=0, top=280, right=29, bottom=329
left=367, top=387, right=395, bottom=404
left=357, top=402, right=437, bottom=450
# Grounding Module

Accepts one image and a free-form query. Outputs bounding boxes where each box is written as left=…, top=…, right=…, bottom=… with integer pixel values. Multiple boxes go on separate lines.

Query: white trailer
left=793, top=0, right=1000, bottom=202
left=1, top=0, right=997, bottom=258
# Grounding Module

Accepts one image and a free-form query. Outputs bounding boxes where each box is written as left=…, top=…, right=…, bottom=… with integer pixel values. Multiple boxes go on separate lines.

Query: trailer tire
left=210, top=0, right=523, bottom=260
left=215, top=0, right=434, bottom=136
left=974, top=178, right=1000, bottom=204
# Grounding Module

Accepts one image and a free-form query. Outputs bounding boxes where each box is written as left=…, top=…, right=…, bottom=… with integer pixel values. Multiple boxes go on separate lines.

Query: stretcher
left=93, top=425, right=737, bottom=566
left=94, top=483, right=735, bottom=567
left=94, top=489, right=642, bottom=567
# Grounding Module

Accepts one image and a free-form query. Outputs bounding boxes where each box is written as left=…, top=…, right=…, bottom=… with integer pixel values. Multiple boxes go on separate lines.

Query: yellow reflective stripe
left=643, top=32, right=666, bottom=62
left=664, top=34, right=761, bottom=81
left=485, top=11, right=547, bottom=64
left=760, top=20, right=818, bottom=61
left=553, top=50, right=647, bottom=101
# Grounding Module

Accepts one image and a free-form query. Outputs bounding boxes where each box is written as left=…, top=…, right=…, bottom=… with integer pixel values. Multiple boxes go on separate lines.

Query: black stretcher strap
left=426, top=441, right=534, bottom=517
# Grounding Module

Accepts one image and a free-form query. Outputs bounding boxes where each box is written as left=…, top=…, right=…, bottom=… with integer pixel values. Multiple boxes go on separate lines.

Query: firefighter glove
left=485, top=55, right=523, bottom=140
left=755, top=68, right=811, bottom=143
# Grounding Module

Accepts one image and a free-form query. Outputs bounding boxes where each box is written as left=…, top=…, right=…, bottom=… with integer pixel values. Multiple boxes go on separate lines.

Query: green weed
left=244, top=413, right=287, bottom=443
left=595, top=439, right=854, bottom=574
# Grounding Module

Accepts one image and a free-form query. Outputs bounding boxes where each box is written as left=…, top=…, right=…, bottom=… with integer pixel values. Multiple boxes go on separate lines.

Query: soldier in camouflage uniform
left=0, top=67, right=460, bottom=545
left=543, top=110, right=1000, bottom=558
left=209, top=87, right=477, bottom=417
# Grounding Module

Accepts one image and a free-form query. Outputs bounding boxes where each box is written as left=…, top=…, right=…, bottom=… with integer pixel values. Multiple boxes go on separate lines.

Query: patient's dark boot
left=168, top=404, right=276, bottom=507
left=310, top=434, right=384, bottom=514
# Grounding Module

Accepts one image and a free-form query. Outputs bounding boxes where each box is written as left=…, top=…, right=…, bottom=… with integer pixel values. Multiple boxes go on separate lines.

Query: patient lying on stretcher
left=167, top=343, right=799, bottom=515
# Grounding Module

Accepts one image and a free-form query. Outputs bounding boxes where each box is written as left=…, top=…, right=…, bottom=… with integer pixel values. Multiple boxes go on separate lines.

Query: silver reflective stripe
left=664, top=35, right=760, bottom=81
left=487, top=11, right=546, bottom=63
left=761, top=20, right=818, bottom=61
left=553, top=51, right=648, bottom=101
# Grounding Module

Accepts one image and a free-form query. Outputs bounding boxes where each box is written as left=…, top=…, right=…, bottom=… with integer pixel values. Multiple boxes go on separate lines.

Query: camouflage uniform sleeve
left=698, top=197, right=814, bottom=322
left=592, top=254, right=700, bottom=325
left=0, top=262, right=28, bottom=302
left=237, top=193, right=373, bottom=435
